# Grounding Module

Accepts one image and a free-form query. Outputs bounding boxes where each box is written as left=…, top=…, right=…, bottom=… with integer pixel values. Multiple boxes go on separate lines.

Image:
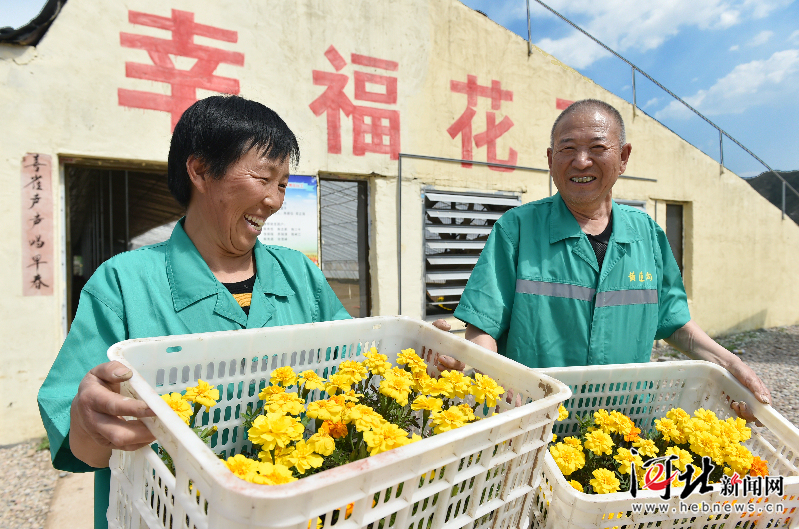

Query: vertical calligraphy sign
left=21, top=154, right=54, bottom=296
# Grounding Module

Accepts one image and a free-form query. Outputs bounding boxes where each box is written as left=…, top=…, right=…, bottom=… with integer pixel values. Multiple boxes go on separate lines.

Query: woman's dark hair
left=167, top=95, right=300, bottom=208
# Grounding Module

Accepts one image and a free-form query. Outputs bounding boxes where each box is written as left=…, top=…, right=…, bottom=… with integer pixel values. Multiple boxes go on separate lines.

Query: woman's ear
left=186, top=155, right=210, bottom=194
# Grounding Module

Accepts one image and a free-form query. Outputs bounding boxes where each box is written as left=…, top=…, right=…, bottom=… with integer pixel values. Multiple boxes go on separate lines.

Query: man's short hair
left=550, top=99, right=626, bottom=148
left=168, top=95, right=300, bottom=208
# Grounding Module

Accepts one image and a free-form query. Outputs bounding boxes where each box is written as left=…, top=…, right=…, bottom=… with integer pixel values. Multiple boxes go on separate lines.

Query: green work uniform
left=454, top=193, right=690, bottom=368
left=37, top=219, right=349, bottom=529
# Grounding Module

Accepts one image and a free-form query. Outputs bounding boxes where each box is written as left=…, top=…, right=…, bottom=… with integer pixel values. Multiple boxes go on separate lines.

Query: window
left=423, top=189, right=521, bottom=318
left=666, top=203, right=684, bottom=275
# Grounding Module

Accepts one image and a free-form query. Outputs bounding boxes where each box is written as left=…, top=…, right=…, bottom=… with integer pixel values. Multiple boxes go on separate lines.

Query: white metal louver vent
left=423, top=189, right=521, bottom=318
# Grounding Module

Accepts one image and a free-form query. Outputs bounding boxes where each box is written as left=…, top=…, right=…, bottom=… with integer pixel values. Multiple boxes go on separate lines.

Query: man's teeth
left=244, top=214, right=265, bottom=229
left=571, top=176, right=595, bottom=183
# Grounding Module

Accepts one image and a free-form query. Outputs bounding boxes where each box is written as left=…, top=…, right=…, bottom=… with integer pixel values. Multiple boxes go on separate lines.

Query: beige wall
left=1, top=0, right=798, bottom=444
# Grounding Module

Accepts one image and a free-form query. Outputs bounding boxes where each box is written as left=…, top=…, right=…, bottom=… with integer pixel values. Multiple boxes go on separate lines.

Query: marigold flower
left=750, top=456, right=768, bottom=477
left=265, top=391, right=306, bottom=416
left=552, top=433, right=557, bottom=443
left=457, top=403, right=477, bottom=422
left=306, top=398, right=344, bottom=422
left=412, top=395, right=443, bottom=413
left=590, top=468, right=620, bottom=494
left=418, top=375, right=452, bottom=397
left=336, top=360, right=368, bottom=383
left=632, top=438, right=658, bottom=458
left=325, top=373, right=356, bottom=395
left=260, top=445, right=294, bottom=467
left=655, top=417, right=684, bottom=444
left=225, top=454, right=259, bottom=481
left=161, top=392, right=193, bottom=425
left=307, top=431, right=336, bottom=456
left=724, top=444, right=754, bottom=476
left=614, top=448, right=643, bottom=475
left=363, top=348, right=391, bottom=376
left=666, top=408, right=690, bottom=424
left=183, top=379, right=220, bottom=412
left=549, top=443, right=585, bottom=476
left=727, top=417, right=751, bottom=443
left=664, top=446, right=693, bottom=472
left=286, top=440, right=324, bottom=475
left=298, top=370, right=326, bottom=392
left=363, top=423, right=412, bottom=456
left=397, top=348, right=427, bottom=374
left=439, top=370, right=473, bottom=399
left=429, top=407, right=468, bottom=435
left=693, top=408, right=718, bottom=424
left=689, top=431, right=724, bottom=465
left=270, top=366, right=298, bottom=388
left=345, top=404, right=386, bottom=431
left=470, top=373, right=504, bottom=407
left=379, top=370, right=415, bottom=406
left=569, top=480, right=584, bottom=492
left=593, top=409, right=615, bottom=433
left=557, top=405, right=569, bottom=422
left=247, top=412, right=304, bottom=451
left=250, top=462, right=297, bottom=485
left=321, top=420, right=349, bottom=439
left=584, top=430, right=614, bottom=456
left=563, top=436, right=582, bottom=448
left=259, top=385, right=285, bottom=401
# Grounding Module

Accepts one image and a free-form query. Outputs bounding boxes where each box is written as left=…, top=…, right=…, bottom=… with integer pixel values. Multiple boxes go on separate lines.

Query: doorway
left=319, top=179, right=371, bottom=318
left=65, top=163, right=184, bottom=327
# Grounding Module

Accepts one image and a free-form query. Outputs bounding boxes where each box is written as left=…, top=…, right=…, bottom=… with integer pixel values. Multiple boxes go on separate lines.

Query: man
left=437, top=99, right=769, bottom=422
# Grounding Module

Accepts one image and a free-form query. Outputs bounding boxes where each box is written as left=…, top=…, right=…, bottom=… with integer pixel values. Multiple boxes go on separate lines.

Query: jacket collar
left=166, top=219, right=294, bottom=313
left=549, top=193, right=640, bottom=244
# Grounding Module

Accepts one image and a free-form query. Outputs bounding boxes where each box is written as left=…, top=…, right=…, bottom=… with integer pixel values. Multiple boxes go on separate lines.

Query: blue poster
left=258, top=175, right=319, bottom=265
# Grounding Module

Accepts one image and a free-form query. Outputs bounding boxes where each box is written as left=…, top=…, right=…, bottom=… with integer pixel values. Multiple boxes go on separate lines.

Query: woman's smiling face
left=194, top=147, right=290, bottom=257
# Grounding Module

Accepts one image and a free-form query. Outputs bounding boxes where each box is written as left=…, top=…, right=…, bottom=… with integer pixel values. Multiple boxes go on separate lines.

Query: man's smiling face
left=547, top=108, right=631, bottom=211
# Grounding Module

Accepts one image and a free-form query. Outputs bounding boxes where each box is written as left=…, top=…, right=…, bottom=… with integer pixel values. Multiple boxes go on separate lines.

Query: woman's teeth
left=244, top=214, right=265, bottom=229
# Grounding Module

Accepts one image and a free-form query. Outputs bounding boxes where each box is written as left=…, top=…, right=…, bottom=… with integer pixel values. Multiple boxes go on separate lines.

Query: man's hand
left=666, top=320, right=771, bottom=425
left=70, top=361, right=156, bottom=468
left=430, top=319, right=466, bottom=371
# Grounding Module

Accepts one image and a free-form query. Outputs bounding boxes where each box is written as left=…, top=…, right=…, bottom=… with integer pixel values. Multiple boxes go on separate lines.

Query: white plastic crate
left=106, top=316, right=571, bottom=529
left=530, top=360, right=799, bottom=529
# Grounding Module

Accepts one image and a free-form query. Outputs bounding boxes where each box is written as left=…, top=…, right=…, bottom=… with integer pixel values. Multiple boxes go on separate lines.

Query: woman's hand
left=69, top=361, right=156, bottom=468
left=431, top=319, right=466, bottom=372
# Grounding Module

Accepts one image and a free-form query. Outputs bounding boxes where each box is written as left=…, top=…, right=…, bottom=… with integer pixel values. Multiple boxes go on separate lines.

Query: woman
left=37, top=95, right=350, bottom=529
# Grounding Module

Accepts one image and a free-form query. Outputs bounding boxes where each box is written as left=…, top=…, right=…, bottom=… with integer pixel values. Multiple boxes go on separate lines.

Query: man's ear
left=186, top=155, right=211, bottom=194
left=546, top=147, right=554, bottom=172
left=619, top=143, right=632, bottom=174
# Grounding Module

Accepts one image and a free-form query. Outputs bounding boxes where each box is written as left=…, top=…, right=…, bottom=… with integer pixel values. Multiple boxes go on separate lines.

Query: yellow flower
left=632, top=438, right=658, bottom=458
left=306, top=398, right=344, bottom=422
left=225, top=454, right=259, bottom=481
left=689, top=431, right=725, bottom=465
left=557, top=405, right=569, bottom=422
left=336, top=360, right=368, bottom=383
left=183, top=379, right=220, bottom=412
left=569, top=480, right=584, bottom=492
left=287, top=440, right=324, bottom=475
left=584, top=430, right=614, bottom=456
left=418, top=375, right=452, bottom=397
left=666, top=408, right=690, bottom=423
left=724, top=444, right=754, bottom=476
left=552, top=433, right=557, bottom=443
left=614, top=448, right=643, bottom=475
left=457, top=403, right=477, bottom=422
left=250, top=462, right=297, bottom=485
left=693, top=408, right=718, bottom=424
left=265, top=391, right=306, bottom=416
left=593, top=409, right=615, bottom=433
left=397, top=348, right=427, bottom=374
left=247, top=412, right=304, bottom=451
left=412, top=395, right=443, bottom=413
left=654, top=418, right=684, bottom=444
left=664, top=446, right=693, bottom=472
left=590, top=468, right=620, bottom=494
left=325, top=373, right=355, bottom=395
left=321, top=420, right=349, bottom=439
left=345, top=404, right=386, bottom=431
left=258, top=385, right=285, bottom=401
left=363, top=348, right=391, bottom=376
left=379, top=369, right=415, bottom=406
left=261, top=445, right=294, bottom=467
left=439, top=370, right=473, bottom=399
left=307, top=431, right=336, bottom=456
left=726, top=417, right=751, bottom=443
left=270, top=366, right=298, bottom=388
left=298, top=370, right=326, bottom=392
left=363, top=423, right=412, bottom=456
left=470, top=373, right=504, bottom=407
left=549, top=443, right=585, bottom=476
left=750, top=456, right=768, bottom=477
left=161, top=392, right=192, bottom=425
left=563, top=437, right=582, bottom=448
left=429, top=407, right=468, bottom=435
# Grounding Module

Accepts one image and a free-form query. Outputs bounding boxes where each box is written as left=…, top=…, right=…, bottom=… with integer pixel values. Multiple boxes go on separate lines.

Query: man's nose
left=572, top=149, right=592, bottom=169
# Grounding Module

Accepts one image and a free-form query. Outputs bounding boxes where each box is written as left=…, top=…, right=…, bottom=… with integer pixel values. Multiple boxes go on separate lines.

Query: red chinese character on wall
left=309, top=46, right=400, bottom=160
left=118, top=9, right=245, bottom=130
left=447, top=75, right=517, bottom=172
